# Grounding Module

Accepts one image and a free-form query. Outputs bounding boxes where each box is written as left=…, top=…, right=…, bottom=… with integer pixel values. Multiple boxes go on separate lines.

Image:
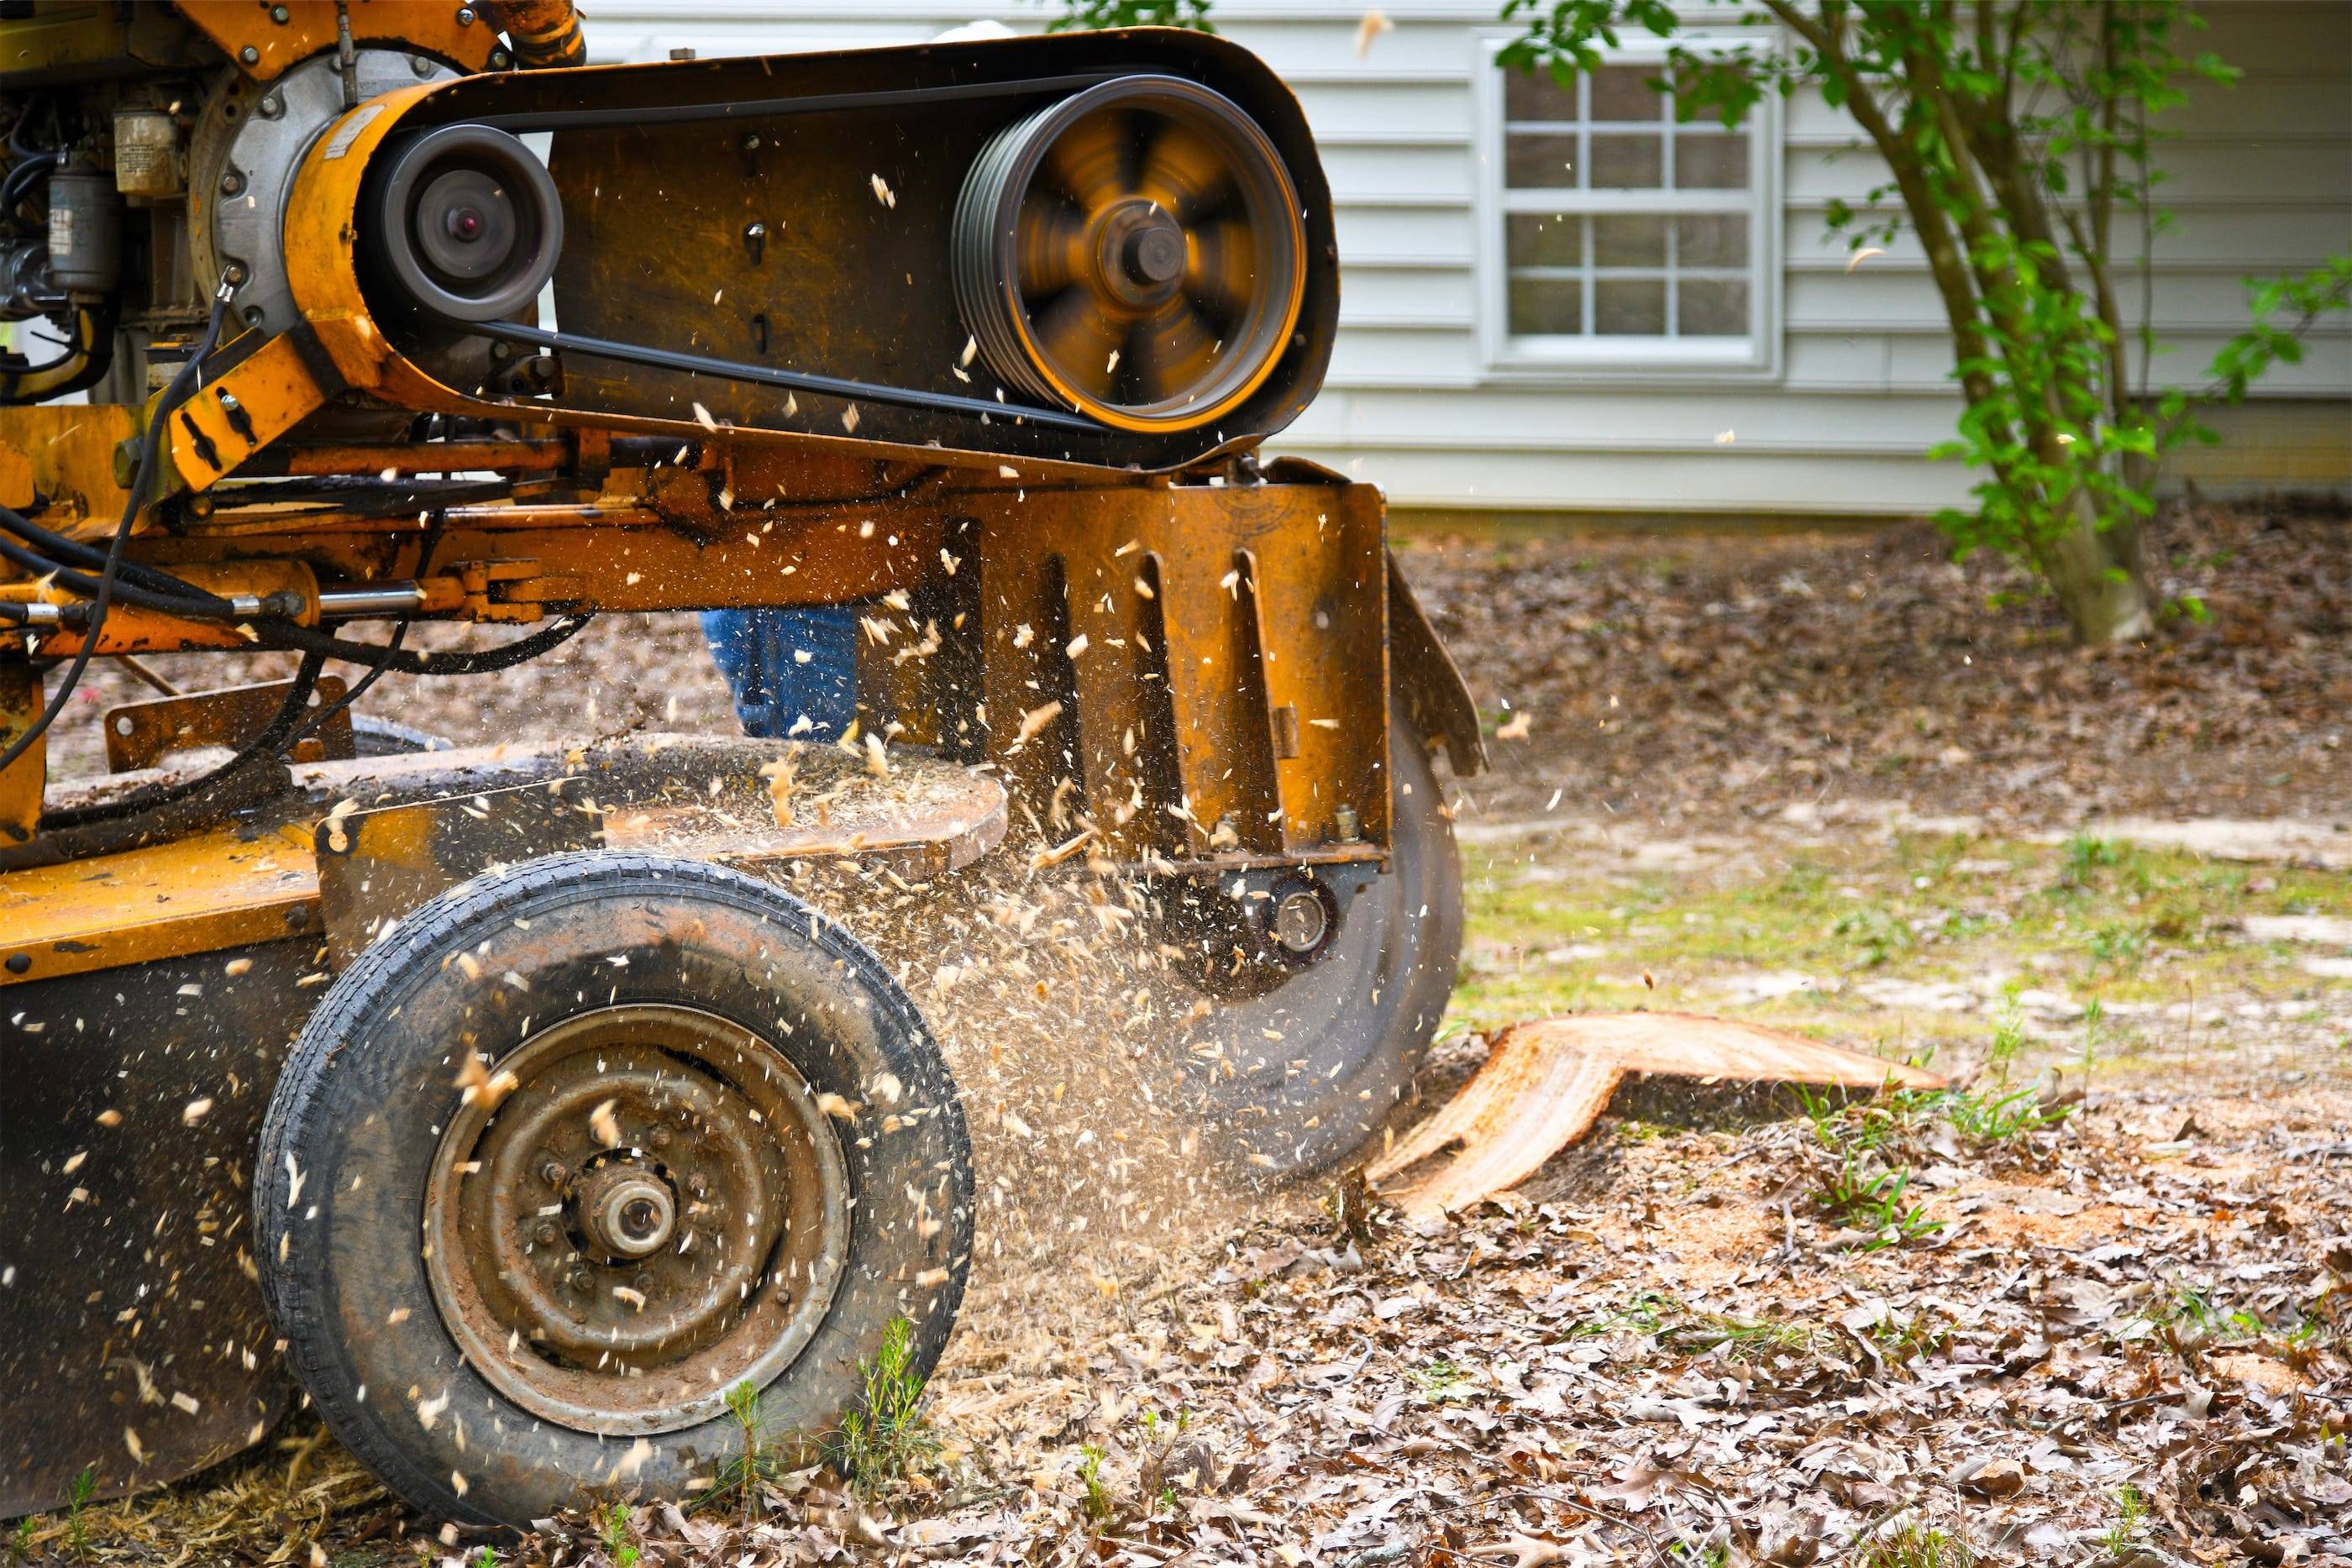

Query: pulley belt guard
left=317, top=28, right=1338, bottom=475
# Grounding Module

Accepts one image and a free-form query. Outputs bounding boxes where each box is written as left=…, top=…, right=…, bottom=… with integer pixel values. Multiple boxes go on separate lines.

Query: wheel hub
left=1095, top=198, right=1188, bottom=307
left=423, top=1004, right=848, bottom=1434
left=574, top=1162, right=678, bottom=1260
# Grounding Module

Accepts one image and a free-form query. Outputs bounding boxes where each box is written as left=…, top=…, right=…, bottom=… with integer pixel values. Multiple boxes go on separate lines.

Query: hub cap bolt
left=687, top=1173, right=711, bottom=1198
left=534, top=1222, right=558, bottom=1245
left=219, top=170, right=244, bottom=197
left=650, top=1128, right=672, bottom=1150
left=541, top=1161, right=566, bottom=1186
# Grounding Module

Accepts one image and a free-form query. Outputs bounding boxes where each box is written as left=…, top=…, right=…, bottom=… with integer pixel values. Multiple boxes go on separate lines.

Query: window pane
left=1504, top=67, right=1579, bottom=123
left=1509, top=275, right=1583, bottom=335
left=1588, top=133, right=1662, bottom=188
left=1588, top=64, right=1663, bottom=121
left=1506, top=213, right=1583, bottom=267
left=1592, top=214, right=1667, bottom=267
left=1674, top=214, right=1748, bottom=267
left=1595, top=278, right=1666, bottom=334
left=1677, top=277, right=1751, bottom=335
left=1675, top=132, right=1749, bottom=188
left=1504, top=133, right=1579, bottom=188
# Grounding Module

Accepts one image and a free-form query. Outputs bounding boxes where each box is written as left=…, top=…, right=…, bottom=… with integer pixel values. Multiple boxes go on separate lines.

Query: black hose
left=39, top=651, right=326, bottom=830
left=0, top=285, right=231, bottom=783
left=0, top=505, right=223, bottom=605
left=0, top=532, right=238, bottom=618
left=253, top=611, right=591, bottom=675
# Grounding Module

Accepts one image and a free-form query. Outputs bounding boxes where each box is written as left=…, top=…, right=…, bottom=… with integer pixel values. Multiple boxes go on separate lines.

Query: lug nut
left=650, top=1128, right=671, bottom=1150
left=541, top=1161, right=567, bottom=1185
left=219, top=170, right=244, bottom=197
left=534, top=1222, right=559, bottom=1245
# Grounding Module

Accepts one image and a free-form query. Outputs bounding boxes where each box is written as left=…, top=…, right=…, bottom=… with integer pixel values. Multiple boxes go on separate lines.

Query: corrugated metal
left=582, top=0, right=2352, bottom=513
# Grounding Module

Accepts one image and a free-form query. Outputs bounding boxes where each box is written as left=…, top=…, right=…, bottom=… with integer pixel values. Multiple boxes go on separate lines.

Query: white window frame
left=1474, top=29, right=1782, bottom=382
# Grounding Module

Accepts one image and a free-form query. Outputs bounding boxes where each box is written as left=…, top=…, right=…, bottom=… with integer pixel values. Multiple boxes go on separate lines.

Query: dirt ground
left=18, top=501, right=2350, bottom=1567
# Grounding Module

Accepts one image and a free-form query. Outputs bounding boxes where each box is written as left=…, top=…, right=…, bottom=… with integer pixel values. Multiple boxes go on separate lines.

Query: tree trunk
left=2039, top=505, right=2154, bottom=644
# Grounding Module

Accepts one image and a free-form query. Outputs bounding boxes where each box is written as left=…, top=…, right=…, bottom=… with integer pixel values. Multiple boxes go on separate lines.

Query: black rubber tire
left=349, top=714, right=452, bottom=756
left=254, top=852, right=974, bottom=1529
left=1189, top=699, right=1463, bottom=1175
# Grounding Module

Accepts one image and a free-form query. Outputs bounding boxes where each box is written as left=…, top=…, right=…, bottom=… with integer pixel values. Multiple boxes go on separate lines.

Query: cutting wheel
left=953, top=75, right=1307, bottom=432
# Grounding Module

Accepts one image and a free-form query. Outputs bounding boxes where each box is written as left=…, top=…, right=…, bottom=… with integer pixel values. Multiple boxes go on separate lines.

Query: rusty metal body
left=0, top=0, right=1482, bottom=1519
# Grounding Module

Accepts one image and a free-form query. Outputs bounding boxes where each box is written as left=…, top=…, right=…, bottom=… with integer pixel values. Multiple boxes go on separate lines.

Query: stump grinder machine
left=0, top=0, right=1483, bottom=1529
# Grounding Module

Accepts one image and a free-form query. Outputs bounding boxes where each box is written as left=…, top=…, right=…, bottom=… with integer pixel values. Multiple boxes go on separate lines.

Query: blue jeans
left=701, top=606, right=859, bottom=742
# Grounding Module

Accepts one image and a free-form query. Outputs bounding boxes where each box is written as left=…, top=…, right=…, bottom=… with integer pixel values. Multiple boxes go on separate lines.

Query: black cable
left=0, top=283, right=231, bottom=783
left=253, top=611, right=591, bottom=675
left=0, top=505, right=223, bottom=605
left=40, top=651, right=325, bottom=831
left=0, top=532, right=237, bottom=618
left=290, top=617, right=410, bottom=747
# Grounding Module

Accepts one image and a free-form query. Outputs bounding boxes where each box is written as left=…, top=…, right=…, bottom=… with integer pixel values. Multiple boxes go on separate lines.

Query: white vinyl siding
left=585, top=1, right=2352, bottom=515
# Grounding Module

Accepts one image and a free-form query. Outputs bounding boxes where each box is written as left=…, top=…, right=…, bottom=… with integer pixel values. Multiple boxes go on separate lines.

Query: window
left=1480, top=39, right=1777, bottom=375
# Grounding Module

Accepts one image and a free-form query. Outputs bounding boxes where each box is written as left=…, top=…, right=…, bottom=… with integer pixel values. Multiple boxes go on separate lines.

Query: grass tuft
left=829, top=1316, right=942, bottom=1501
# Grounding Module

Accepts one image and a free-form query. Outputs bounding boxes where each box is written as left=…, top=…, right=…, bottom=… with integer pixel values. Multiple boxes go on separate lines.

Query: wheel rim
left=422, top=1004, right=848, bottom=1434
left=953, top=76, right=1305, bottom=433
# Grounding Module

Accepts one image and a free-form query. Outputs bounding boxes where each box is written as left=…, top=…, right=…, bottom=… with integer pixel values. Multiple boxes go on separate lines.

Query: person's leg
left=699, top=605, right=860, bottom=741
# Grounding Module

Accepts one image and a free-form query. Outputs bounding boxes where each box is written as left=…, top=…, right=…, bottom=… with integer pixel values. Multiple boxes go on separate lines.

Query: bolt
left=239, top=45, right=260, bottom=66
left=411, top=55, right=435, bottom=77
left=187, top=495, right=214, bottom=519
left=455, top=5, right=477, bottom=23
left=219, top=170, right=244, bottom=197
left=489, top=340, right=513, bottom=360
left=222, top=260, right=248, bottom=286
left=534, top=1222, right=559, bottom=1245
left=567, top=1266, right=591, bottom=1293
left=1333, top=805, right=1362, bottom=842
left=258, top=93, right=282, bottom=118
left=669, top=46, right=696, bottom=60
left=270, top=3, right=289, bottom=19
left=3, top=954, right=29, bottom=976
left=741, top=134, right=762, bottom=152
left=488, top=49, right=511, bottom=69
left=649, top=1127, right=672, bottom=1150
left=541, top=1161, right=568, bottom=1186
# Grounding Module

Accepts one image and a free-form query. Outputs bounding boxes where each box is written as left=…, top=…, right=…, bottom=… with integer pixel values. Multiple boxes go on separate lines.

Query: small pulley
left=952, top=76, right=1306, bottom=433
left=361, top=123, right=564, bottom=323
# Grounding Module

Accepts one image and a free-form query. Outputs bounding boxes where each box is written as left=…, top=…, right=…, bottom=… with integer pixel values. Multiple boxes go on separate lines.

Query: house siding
left=583, top=0, right=2352, bottom=516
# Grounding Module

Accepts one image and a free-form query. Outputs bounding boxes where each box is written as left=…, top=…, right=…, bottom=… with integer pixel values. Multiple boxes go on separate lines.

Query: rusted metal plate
left=103, top=676, right=355, bottom=774
left=1368, top=1014, right=1947, bottom=1221
left=963, top=477, right=1391, bottom=867
left=314, top=778, right=604, bottom=968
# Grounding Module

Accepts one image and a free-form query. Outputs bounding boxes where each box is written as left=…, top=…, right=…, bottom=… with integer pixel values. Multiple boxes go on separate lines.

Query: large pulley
left=953, top=76, right=1307, bottom=433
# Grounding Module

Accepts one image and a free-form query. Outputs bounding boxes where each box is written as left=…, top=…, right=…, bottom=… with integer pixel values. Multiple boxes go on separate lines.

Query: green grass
left=828, top=1316, right=942, bottom=1502
left=697, top=1379, right=788, bottom=1523
left=1077, top=1445, right=1114, bottom=1526
left=1449, top=829, right=2350, bottom=1072
left=1856, top=1518, right=1977, bottom=1568
left=598, top=1503, right=641, bottom=1568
